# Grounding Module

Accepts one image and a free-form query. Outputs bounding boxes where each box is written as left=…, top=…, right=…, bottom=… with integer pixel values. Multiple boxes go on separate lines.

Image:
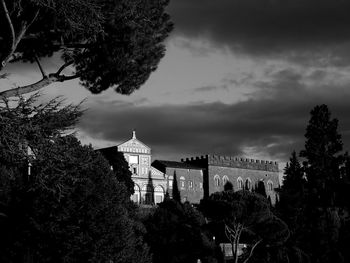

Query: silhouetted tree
left=201, top=190, right=289, bottom=263
left=277, top=151, right=306, bottom=236
left=277, top=105, right=347, bottom=263
left=144, top=199, right=217, bottom=263
left=224, top=181, right=233, bottom=191
left=0, top=95, right=151, bottom=262
left=98, top=147, right=134, bottom=196
left=0, top=0, right=173, bottom=97
left=172, top=172, right=181, bottom=203
left=255, top=181, right=267, bottom=198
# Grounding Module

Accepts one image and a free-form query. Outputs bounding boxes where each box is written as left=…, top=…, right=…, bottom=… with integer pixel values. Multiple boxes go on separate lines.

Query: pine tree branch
left=0, top=61, right=80, bottom=98
left=56, top=60, right=74, bottom=75
left=35, top=55, right=47, bottom=78
left=0, top=5, right=40, bottom=70
left=0, top=0, right=15, bottom=68
left=242, top=239, right=262, bottom=263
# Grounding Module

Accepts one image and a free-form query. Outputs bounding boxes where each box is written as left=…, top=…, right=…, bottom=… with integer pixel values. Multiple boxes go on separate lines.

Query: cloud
left=78, top=77, right=350, bottom=163
left=193, top=85, right=228, bottom=93
left=168, top=0, right=350, bottom=65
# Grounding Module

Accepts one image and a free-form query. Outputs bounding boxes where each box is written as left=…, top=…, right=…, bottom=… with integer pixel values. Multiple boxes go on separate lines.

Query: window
left=132, top=167, right=137, bottom=174
left=199, top=182, right=203, bottom=189
left=180, top=176, right=185, bottom=189
left=214, top=175, right=220, bottom=187
left=168, top=176, right=173, bottom=189
left=188, top=181, right=193, bottom=189
left=245, top=178, right=252, bottom=190
left=237, top=177, right=243, bottom=190
left=129, top=155, right=139, bottom=164
left=267, top=180, right=273, bottom=191
left=222, top=176, right=229, bottom=186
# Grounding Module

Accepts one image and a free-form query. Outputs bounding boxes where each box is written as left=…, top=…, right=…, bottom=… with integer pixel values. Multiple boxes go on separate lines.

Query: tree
left=276, top=105, right=346, bottom=263
left=0, top=95, right=151, bottom=262
left=98, top=146, right=135, bottom=196
left=172, top=172, right=181, bottom=203
left=144, top=199, right=217, bottom=263
left=224, top=181, right=233, bottom=191
left=200, top=190, right=289, bottom=263
left=299, top=105, right=345, bottom=263
left=300, top=104, right=343, bottom=207
left=277, top=151, right=306, bottom=235
left=0, top=0, right=173, bottom=97
left=282, top=151, right=305, bottom=193
left=254, top=181, right=267, bottom=198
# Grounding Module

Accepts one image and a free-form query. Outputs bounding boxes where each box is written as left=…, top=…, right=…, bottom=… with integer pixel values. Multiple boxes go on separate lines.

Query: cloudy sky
left=2, top=0, right=350, bottom=165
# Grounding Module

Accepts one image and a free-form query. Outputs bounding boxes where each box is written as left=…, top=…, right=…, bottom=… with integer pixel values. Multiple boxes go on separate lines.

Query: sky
left=2, top=0, right=350, bottom=167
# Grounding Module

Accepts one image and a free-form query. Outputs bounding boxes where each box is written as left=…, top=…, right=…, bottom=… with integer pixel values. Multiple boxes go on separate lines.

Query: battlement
left=181, top=154, right=279, bottom=172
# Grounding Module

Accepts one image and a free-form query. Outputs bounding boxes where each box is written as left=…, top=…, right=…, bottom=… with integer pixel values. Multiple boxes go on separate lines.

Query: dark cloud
left=78, top=82, right=350, bottom=163
left=168, top=0, right=350, bottom=65
left=193, top=85, right=228, bottom=93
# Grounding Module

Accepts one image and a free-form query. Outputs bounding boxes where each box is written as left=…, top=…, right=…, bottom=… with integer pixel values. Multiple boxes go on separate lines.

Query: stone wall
left=165, top=167, right=204, bottom=204
left=182, top=154, right=280, bottom=204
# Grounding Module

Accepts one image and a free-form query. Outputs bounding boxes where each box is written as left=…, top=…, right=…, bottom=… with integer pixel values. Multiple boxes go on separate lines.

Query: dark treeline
left=1, top=97, right=349, bottom=262
left=141, top=104, right=350, bottom=263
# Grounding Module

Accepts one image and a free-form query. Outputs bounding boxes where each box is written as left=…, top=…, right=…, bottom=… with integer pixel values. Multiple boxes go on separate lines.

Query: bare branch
left=57, top=74, right=80, bottom=82
left=242, top=239, right=262, bottom=263
left=14, top=9, right=40, bottom=48
left=35, top=55, right=47, bottom=78
left=56, top=60, right=74, bottom=75
left=0, top=77, right=54, bottom=98
left=0, top=0, right=15, bottom=68
left=0, top=6, right=40, bottom=70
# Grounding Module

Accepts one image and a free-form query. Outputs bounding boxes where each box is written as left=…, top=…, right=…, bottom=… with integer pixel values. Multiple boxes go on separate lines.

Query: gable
left=117, top=138, right=151, bottom=153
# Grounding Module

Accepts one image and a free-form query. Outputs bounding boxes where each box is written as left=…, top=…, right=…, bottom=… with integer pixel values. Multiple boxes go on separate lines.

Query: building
left=111, top=131, right=166, bottom=205
left=98, top=131, right=280, bottom=205
left=152, top=160, right=204, bottom=203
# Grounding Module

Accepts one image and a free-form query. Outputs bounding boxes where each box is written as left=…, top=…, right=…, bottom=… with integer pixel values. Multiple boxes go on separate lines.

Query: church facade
left=99, top=131, right=280, bottom=205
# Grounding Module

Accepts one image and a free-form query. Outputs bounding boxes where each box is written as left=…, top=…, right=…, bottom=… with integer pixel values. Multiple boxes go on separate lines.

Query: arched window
left=214, top=175, right=220, bottom=187
left=267, top=180, right=273, bottom=191
left=131, top=184, right=141, bottom=204
left=180, top=176, right=186, bottom=189
left=237, top=177, right=243, bottom=190
left=222, top=175, right=229, bottom=186
left=245, top=178, right=252, bottom=190
left=154, top=185, right=165, bottom=204
left=188, top=181, right=193, bottom=189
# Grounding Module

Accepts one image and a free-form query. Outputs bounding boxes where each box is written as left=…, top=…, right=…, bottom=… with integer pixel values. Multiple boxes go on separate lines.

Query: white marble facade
left=117, top=131, right=167, bottom=205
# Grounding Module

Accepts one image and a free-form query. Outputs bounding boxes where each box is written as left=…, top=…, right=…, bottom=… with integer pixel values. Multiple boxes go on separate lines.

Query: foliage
left=224, top=181, right=233, bottom=191
left=276, top=151, right=306, bottom=236
left=254, top=181, right=267, bottom=198
left=200, top=190, right=289, bottom=263
left=277, top=104, right=348, bottom=263
left=98, top=146, right=135, bottom=196
left=172, top=172, right=181, bottom=203
left=0, top=0, right=173, bottom=97
left=144, top=199, right=217, bottom=263
left=300, top=104, right=343, bottom=207
left=0, top=95, right=151, bottom=262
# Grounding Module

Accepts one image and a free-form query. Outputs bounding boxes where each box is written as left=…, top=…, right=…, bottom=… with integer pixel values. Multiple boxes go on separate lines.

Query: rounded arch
left=141, top=184, right=154, bottom=205
left=142, top=184, right=154, bottom=192
left=180, top=176, right=186, bottom=189
left=245, top=178, right=252, bottom=190
left=131, top=183, right=141, bottom=204
left=237, top=177, right=243, bottom=190
left=214, top=174, right=220, bottom=187
left=154, top=185, right=165, bottom=204
left=222, top=175, right=229, bottom=186
left=267, top=180, right=273, bottom=191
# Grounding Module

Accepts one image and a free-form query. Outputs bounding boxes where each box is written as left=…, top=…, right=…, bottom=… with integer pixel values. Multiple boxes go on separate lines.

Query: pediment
left=117, top=138, right=150, bottom=151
